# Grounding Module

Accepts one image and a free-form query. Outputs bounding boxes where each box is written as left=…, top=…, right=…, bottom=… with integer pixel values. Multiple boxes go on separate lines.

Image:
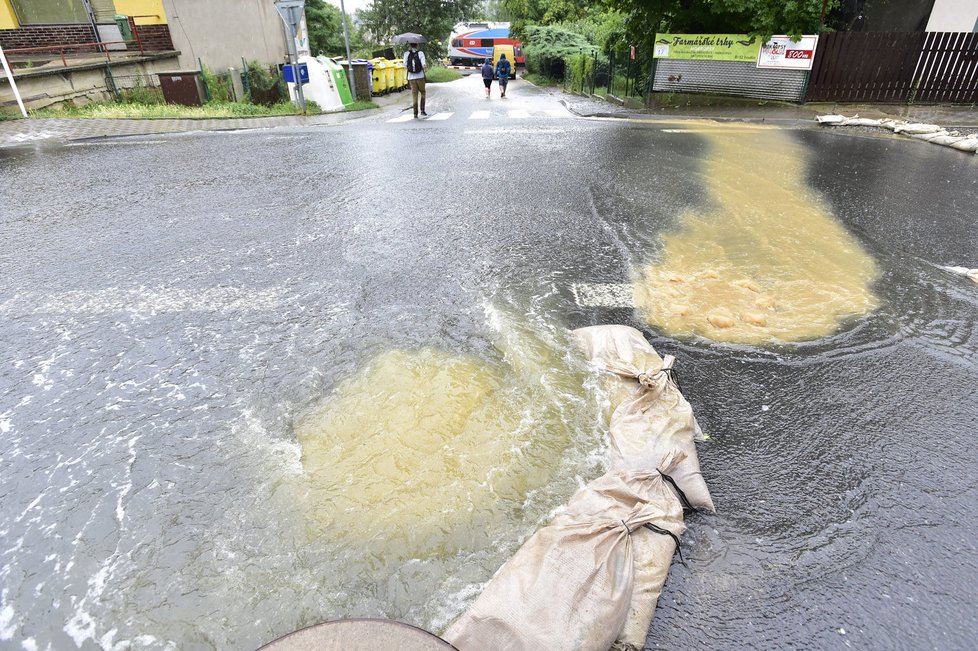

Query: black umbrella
left=392, top=32, right=426, bottom=44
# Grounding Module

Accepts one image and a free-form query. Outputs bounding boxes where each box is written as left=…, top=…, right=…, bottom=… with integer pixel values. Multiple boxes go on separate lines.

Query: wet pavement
left=2, top=74, right=978, bottom=650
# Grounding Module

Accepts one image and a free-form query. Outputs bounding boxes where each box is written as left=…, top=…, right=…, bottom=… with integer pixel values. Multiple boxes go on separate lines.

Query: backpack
left=407, top=50, right=423, bottom=74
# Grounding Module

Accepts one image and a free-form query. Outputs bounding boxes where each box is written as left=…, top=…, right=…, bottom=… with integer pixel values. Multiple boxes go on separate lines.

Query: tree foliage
left=305, top=0, right=366, bottom=57
left=357, top=0, right=482, bottom=58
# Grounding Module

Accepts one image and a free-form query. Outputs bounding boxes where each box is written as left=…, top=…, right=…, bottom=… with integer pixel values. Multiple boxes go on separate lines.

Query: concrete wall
left=161, top=0, right=286, bottom=71
left=926, top=0, right=978, bottom=31
left=0, top=53, right=179, bottom=110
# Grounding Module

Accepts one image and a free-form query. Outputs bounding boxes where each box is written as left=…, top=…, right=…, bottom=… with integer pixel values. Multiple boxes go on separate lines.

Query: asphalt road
left=2, top=75, right=978, bottom=650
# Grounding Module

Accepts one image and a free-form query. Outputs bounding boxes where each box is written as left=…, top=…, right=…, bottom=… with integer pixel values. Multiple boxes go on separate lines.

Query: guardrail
left=3, top=16, right=153, bottom=70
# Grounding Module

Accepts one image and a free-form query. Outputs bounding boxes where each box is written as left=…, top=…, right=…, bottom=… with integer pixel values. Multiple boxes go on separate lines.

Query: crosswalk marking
left=387, top=109, right=575, bottom=124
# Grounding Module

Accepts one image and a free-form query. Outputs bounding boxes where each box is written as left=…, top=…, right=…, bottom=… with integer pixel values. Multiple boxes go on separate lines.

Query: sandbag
left=893, top=122, right=942, bottom=134
left=814, top=114, right=846, bottom=125
left=880, top=118, right=903, bottom=130
left=941, top=265, right=978, bottom=284
left=443, top=457, right=686, bottom=651
left=574, top=325, right=715, bottom=513
left=947, top=137, right=978, bottom=152
left=908, top=130, right=949, bottom=142
left=928, top=132, right=969, bottom=146
left=845, top=117, right=882, bottom=127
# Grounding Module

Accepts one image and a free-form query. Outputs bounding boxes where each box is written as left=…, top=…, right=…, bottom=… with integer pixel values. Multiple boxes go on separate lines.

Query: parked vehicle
left=447, top=22, right=524, bottom=68
left=492, top=44, right=516, bottom=79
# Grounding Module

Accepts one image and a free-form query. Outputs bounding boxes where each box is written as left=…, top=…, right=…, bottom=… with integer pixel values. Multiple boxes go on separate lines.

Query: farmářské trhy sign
left=653, top=34, right=760, bottom=62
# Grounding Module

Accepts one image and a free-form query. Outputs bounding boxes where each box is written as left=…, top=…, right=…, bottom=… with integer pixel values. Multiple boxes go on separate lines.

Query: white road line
left=387, top=114, right=415, bottom=123
left=570, top=283, right=634, bottom=308
left=428, top=112, right=454, bottom=121
left=469, top=110, right=491, bottom=120
left=508, top=110, right=532, bottom=119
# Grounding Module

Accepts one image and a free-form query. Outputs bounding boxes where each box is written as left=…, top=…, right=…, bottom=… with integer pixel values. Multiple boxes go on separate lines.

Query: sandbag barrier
left=939, top=265, right=978, bottom=285
left=444, top=325, right=713, bottom=651
left=815, top=114, right=978, bottom=155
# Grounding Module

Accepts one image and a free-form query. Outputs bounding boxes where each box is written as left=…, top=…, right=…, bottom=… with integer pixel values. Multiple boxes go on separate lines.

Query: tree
left=357, top=0, right=483, bottom=59
left=305, top=0, right=364, bottom=57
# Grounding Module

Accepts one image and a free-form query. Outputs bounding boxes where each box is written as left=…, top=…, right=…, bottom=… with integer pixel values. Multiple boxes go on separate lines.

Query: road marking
left=428, top=112, right=454, bottom=120
left=508, top=110, right=532, bottom=119
left=469, top=110, right=491, bottom=120
left=387, top=114, right=415, bottom=123
left=570, top=283, right=634, bottom=308
left=662, top=129, right=692, bottom=133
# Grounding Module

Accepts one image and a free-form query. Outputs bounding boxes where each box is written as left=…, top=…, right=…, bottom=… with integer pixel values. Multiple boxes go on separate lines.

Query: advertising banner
left=757, top=35, right=819, bottom=69
left=653, top=34, right=760, bottom=62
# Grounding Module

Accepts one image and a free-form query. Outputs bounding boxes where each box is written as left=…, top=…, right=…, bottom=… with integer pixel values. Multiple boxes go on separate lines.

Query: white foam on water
left=0, top=287, right=286, bottom=316
left=570, top=282, right=634, bottom=308
left=0, top=595, right=16, bottom=640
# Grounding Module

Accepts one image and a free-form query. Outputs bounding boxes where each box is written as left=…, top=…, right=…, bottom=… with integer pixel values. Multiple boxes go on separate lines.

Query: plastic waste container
left=393, top=59, right=407, bottom=90
left=369, top=58, right=388, bottom=94
left=322, top=57, right=354, bottom=105
left=380, top=58, right=396, bottom=92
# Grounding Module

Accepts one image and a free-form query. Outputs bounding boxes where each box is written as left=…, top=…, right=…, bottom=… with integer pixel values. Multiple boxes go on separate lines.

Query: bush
left=523, top=25, right=595, bottom=80
left=245, top=61, right=286, bottom=106
left=201, top=65, right=234, bottom=103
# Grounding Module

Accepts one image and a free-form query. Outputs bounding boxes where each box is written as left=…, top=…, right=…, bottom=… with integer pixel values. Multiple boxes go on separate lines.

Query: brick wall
left=0, top=24, right=97, bottom=51
left=133, top=24, right=174, bottom=52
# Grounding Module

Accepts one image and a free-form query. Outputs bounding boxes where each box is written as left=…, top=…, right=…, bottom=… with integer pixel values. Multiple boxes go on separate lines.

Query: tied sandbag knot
left=642, top=522, right=686, bottom=566
left=657, top=467, right=698, bottom=515
left=636, top=355, right=681, bottom=391
left=621, top=519, right=631, bottom=534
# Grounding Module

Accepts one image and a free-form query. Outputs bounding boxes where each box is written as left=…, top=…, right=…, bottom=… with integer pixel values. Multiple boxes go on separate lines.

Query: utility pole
left=339, top=0, right=357, bottom=101
left=274, top=0, right=307, bottom=113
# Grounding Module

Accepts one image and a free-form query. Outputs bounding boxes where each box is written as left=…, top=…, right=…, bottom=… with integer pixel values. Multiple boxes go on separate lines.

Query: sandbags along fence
left=444, top=325, right=713, bottom=651
left=816, top=114, right=978, bottom=155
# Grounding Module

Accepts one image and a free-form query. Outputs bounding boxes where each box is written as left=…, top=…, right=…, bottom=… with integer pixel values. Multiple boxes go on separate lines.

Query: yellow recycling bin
left=370, top=58, right=389, bottom=94
left=380, top=58, right=396, bottom=92
left=393, top=59, right=407, bottom=90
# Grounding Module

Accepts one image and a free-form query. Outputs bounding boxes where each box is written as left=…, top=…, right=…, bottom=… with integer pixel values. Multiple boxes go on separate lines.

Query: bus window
left=481, top=39, right=494, bottom=47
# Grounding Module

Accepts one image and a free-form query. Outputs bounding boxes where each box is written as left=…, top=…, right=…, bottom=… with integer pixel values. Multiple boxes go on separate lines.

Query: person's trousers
left=410, top=78, right=426, bottom=115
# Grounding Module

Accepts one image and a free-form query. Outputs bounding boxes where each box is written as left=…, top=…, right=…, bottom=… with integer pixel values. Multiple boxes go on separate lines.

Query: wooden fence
left=806, top=31, right=978, bottom=103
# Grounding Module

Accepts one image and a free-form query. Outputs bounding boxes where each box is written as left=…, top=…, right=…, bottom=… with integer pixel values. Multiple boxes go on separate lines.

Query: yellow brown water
left=633, top=123, right=879, bottom=344
left=294, top=316, right=596, bottom=562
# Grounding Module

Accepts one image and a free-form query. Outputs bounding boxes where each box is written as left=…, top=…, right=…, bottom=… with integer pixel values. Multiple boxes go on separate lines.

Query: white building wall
left=926, top=0, right=978, bottom=32
left=161, top=0, right=287, bottom=70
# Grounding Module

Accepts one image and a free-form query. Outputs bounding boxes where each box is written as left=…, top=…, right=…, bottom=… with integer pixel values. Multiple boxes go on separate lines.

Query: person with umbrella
left=395, top=33, right=428, bottom=118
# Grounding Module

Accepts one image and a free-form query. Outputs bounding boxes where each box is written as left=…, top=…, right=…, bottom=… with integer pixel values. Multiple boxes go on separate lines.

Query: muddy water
left=633, top=124, right=880, bottom=344
left=294, top=323, right=597, bottom=561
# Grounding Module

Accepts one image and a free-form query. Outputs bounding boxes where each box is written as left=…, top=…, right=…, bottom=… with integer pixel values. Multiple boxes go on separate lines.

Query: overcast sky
left=325, top=0, right=372, bottom=17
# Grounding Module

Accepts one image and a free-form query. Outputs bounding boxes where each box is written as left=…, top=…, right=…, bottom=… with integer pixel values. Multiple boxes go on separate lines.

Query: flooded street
left=2, top=77, right=978, bottom=650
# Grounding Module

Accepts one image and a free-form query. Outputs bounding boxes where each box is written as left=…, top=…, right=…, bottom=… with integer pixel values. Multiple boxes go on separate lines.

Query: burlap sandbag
left=573, top=325, right=715, bottom=513
left=443, top=457, right=686, bottom=651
